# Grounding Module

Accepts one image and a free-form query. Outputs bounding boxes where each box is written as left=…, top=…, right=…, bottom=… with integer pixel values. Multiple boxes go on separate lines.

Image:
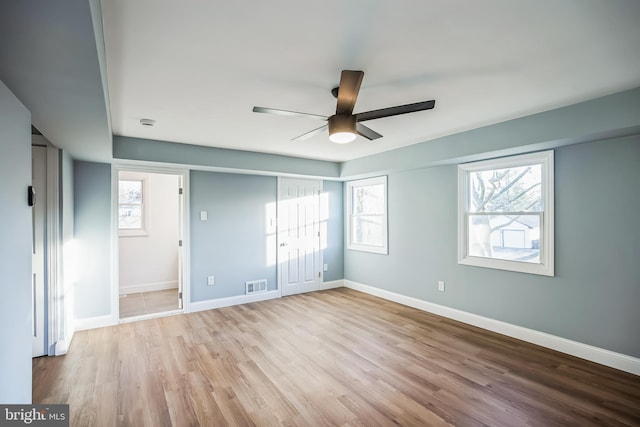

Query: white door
left=278, top=178, right=322, bottom=296
left=32, top=146, right=46, bottom=357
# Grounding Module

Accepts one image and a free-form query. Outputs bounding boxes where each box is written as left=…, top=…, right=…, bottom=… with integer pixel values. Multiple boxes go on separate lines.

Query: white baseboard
left=189, top=290, right=280, bottom=313
left=322, top=279, right=344, bottom=290
left=74, top=314, right=116, bottom=332
left=119, top=280, right=179, bottom=295
left=344, top=280, right=640, bottom=376
left=52, top=339, right=70, bottom=356
left=118, top=309, right=184, bottom=324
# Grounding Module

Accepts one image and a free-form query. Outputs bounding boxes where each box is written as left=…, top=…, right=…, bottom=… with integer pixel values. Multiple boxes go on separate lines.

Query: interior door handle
left=280, top=242, right=288, bottom=247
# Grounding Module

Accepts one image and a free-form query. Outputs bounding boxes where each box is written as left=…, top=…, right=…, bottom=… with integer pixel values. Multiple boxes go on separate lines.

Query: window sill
left=347, top=243, right=388, bottom=255
left=458, top=256, right=554, bottom=276
left=119, top=229, right=149, bottom=237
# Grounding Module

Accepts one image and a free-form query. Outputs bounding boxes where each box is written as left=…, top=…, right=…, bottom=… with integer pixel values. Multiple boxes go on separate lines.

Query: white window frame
left=118, top=178, right=149, bottom=237
left=458, top=151, right=554, bottom=276
left=346, top=176, right=388, bottom=255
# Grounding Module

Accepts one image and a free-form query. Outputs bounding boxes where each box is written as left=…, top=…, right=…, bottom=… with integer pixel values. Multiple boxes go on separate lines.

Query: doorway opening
left=116, top=169, right=187, bottom=319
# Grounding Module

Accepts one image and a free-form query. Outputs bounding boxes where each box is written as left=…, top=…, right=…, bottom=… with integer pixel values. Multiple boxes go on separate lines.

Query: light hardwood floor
left=119, top=289, right=180, bottom=318
left=33, top=288, right=640, bottom=426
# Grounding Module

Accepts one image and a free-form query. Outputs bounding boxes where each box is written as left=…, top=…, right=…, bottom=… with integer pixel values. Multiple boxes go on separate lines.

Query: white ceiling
left=101, top=0, right=640, bottom=162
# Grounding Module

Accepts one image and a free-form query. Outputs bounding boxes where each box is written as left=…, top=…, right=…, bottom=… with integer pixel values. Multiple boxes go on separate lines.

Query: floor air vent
left=246, top=279, right=267, bottom=295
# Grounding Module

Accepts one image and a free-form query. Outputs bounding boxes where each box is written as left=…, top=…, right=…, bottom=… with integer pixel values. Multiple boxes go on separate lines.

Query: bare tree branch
left=475, top=166, right=531, bottom=211
left=492, top=182, right=541, bottom=211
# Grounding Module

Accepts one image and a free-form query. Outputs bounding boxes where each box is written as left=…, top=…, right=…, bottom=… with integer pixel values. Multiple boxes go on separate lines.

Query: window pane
left=468, top=214, right=540, bottom=263
left=119, top=180, right=143, bottom=204
left=352, top=215, right=384, bottom=247
left=352, top=184, right=384, bottom=215
left=119, top=205, right=142, bottom=229
left=469, top=164, right=542, bottom=213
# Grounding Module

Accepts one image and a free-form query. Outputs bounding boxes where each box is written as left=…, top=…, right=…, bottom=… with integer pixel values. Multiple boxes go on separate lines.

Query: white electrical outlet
left=438, top=281, right=445, bottom=292
left=200, top=211, right=208, bottom=221
left=323, top=264, right=328, bottom=272
left=207, top=275, right=215, bottom=286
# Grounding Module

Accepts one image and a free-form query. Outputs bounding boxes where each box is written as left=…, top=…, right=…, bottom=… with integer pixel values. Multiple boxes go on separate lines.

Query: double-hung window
left=458, top=151, right=554, bottom=276
left=118, top=179, right=148, bottom=236
left=346, top=176, right=388, bottom=254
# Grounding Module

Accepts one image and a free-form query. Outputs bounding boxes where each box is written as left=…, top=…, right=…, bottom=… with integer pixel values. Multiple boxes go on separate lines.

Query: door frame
left=31, top=137, right=70, bottom=356
left=32, top=144, right=47, bottom=357
left=111, top=164, right=190, bottom=321
left=276, top=177, right=324, bottom=297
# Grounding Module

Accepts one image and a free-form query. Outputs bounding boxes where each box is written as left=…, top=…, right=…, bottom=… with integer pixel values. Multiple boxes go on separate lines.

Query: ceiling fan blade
left=355, top=100, right=435, bottom=122
left=356, top=123, right=383, bottom=141
left=335, top=70, right=364, bottom=116
left=291, top=124, right=328, bottom=141
left=252, top=106, right=327, bottom=121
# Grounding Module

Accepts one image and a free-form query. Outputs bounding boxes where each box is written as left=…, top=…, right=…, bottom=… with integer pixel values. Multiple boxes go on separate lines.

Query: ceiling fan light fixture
left=328, top=115, right=356, bottom=144
left=329, top=131, right=357, bottom=144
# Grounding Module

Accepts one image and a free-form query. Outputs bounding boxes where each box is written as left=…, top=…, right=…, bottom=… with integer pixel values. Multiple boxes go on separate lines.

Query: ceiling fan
left=253, top=70, right=436, bottom=143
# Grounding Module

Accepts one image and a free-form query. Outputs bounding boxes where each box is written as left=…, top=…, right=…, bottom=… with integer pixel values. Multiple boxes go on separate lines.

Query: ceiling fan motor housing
left=328, top=114, right=356, bottom=134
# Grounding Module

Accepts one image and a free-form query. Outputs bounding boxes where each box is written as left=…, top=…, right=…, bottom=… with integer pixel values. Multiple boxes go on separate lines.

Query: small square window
left=118, top=179, right=148, bottom=236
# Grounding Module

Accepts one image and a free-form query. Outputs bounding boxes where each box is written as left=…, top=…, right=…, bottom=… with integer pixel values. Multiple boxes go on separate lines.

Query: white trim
left=458, top=150, right=554, bottom=276
left=343, top=280, right=640, bottom=376
left=111, top=165, right=191, bottom=320
left=118, top=309, right=183, bottom=324
left=52, top=338, right=70, bottom=356
left=345, top=175, right=388, bottom=255
left=74, top=315, right=116, bottom=332
left=119, top=280, right=179, bottom=295
left=110, top=166, right=120, bottom=324
left=276, top=176, right=283, bottom=299
left=322, top=279, right=344, bottom=290
left=180, top=172, right=191, bottom=313
left=190, top=290, right=280, bottom=313
left=44, top=146, right=66, bottom=356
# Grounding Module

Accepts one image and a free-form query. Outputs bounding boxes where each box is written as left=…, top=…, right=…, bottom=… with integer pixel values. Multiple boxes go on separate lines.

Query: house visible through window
left=119, top=179, right=147, bottom=235
left=458, top=151, right=554, bottom=276
left=346, top=176, right=388, bottom=254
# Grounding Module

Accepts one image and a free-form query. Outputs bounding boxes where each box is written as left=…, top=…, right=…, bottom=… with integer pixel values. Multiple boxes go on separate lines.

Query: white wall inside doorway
left=118, top=171, right=180, bottom=294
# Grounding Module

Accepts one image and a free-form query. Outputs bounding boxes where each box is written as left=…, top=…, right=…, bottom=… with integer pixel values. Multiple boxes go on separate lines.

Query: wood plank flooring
left=33, top=288, right=640, bottom=426
left=119, top=289, right=180, bottom=318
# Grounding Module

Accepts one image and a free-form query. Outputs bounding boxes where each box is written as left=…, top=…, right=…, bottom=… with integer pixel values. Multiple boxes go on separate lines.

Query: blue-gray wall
left=60, top=151, right=75, bottom=342
left=190, top=172, right=346, bottom=302
left=345, top=135, right=640, bottom=358
left=73, top=160, right=112, bottom=319
left=190, top=171, right=278, bottom=300
left=0, top=80, right=32, bottom=403
left=114, top=136, right=340, bottom=179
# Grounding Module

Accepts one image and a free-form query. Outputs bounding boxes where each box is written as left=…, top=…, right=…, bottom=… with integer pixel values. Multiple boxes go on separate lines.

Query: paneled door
left=278, top=178, right=322, bottom=296
left=32, top=146, right=46, bottom=357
